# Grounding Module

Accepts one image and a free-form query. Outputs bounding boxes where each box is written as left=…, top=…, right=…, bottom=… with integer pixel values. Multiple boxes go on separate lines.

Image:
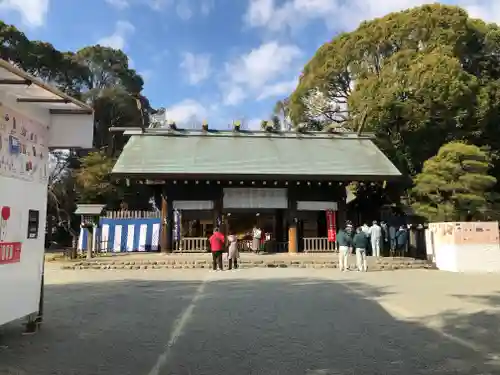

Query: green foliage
left=74, top=152, right=119, bottom=205
left=289, top=3, right=500, bottom=177
left=411, top=142, right=497, bottom=221
left=0, top=20, right=155, bottom=245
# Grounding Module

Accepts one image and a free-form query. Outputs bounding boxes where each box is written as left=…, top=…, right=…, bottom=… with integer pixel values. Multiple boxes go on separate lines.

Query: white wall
left=49, top=113, right=94, bottom=149
left=0, top=97, right=49, bottom=325
left=0, top=176, right=47, bottom=325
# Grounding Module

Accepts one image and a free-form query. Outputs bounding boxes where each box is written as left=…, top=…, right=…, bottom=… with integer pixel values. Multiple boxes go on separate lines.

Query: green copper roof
left=112, top=130, right=401, bottom=180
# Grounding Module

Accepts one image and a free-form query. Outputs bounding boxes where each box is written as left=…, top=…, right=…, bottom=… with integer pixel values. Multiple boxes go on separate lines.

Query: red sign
left=326, top=210, right=336, bottom=242
left=0, top=242, right=21, bottom=264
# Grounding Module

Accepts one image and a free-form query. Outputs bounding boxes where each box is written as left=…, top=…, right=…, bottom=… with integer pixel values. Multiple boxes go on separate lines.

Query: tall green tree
left=75, top=46, right=151, bottom=155
left=0, top=20, right=155, bottom=227
left=412, top=142, right=497, bottom=221
left=289, top=4, right=500, bottom=177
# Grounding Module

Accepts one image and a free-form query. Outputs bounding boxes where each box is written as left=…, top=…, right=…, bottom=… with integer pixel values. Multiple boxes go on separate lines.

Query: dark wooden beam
left=49, top=108, right=93, bottom=115
left=0, top=79, right=31, bottom=85
left=17, top=98, right=69, bottom=104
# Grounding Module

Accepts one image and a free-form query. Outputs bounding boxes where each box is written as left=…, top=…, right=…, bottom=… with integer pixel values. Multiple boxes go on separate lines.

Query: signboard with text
left=0, top=242, right=21, bottom=264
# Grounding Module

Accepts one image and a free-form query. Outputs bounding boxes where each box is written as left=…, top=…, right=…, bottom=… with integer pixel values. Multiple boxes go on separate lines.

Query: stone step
left=60, top=258, right=435, bottom=271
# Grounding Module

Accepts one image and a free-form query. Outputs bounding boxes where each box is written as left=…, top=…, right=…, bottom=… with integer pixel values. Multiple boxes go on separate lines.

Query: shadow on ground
left=0, top=275, right=498, bottom=375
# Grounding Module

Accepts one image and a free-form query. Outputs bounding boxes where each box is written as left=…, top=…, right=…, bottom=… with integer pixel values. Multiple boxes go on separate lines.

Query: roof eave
left=110, top=171, right=402, bottom=182
left=0, top=59, right=93, bottom=114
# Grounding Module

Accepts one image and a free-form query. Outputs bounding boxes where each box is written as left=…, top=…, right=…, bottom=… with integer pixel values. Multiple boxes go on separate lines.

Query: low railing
left=238, top=240, right=253, bottom=252
left=303, top=237, right=336, bottom=252
left=237, top=240, right=288, bottom=252
left=174, top=237, right=209, bottom=252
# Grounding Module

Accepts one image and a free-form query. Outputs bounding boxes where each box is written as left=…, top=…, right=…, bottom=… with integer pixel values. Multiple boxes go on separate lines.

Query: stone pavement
left=53, top=252, right=434, bottom=271
left=1, top=266, right=499, bottom=375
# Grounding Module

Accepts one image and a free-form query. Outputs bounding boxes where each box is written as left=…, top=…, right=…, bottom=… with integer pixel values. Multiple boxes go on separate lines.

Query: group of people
left=337, top=221, right=409, bottom=272
left=209, top=228, right=239, bottom=271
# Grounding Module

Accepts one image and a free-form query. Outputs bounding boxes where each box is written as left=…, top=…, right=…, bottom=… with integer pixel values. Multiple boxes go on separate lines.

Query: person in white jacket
left=369, top=220, right=382, bottom=257
left=227, top=232, right=239, bottom=270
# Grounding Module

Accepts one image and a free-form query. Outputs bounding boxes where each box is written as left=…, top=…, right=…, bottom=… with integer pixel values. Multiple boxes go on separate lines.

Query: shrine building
left=111, top=124, right=401, bottom=253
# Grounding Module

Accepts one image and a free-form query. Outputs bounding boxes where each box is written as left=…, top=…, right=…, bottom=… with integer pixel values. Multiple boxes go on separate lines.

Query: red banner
left=0, top=242, right=22, bottom=265
left=326, top=210, right=336, bottom=242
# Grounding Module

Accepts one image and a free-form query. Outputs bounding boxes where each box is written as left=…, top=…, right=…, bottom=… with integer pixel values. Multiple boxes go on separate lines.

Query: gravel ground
left=1, top=267, right=499, bottom=375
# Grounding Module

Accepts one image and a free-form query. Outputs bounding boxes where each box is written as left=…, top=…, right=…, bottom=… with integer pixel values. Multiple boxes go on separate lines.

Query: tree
left=273, top=99, right=291, bottom=130
left=411, top=142, right=497, bottom=222
left=288, top=4, right=500, bottom=176
left=0, top=19, right=156, bottom=244
left=74, top=151, right=120, bottom=205
left=75, top=46, right=151, bottom=156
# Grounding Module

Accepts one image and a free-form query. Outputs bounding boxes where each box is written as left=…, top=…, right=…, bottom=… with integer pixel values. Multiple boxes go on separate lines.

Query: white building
left=0, top=59, right=94, bottom=328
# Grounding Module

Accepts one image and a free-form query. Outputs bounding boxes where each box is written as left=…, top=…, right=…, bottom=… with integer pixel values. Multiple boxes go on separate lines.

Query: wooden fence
left=303, top=237, right=337, bottom=252
left=174, top=237, right=209, bottom=252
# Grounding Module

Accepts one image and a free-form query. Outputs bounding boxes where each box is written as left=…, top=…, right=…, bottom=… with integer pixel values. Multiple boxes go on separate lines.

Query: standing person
left=395, top=225, right=409, bottom=256
left=362, top=222, right=372, bottom=255
left=361, top=223, right=370, bottom=236
left=209, top=227, right=225, bottom=271
left=252, top=225, right=261, bottom=253
left=337, top=224, right=353, bottom=271
left=380, top=221, right=389, bottom=256
left=369, top=220, right=382, bottom=257
left=388, top=223, right=397, bottom=256
left=227, top=231, right=239, bottom=270
left=353, top=227, right=368, bottom=272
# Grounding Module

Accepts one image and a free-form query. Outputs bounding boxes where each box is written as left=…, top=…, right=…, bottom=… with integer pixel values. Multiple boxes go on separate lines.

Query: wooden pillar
left=288, top=221, right=298, bottom=253
left=160, top=195, right=173, bottom=253
left=288, top=189, right=298, bottom=253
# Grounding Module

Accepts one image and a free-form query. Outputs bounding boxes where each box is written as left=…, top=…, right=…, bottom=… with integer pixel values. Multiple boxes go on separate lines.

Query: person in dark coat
left=388, top=224, right=397, bottom=255
left=337, top=224, right=353, bottom=271
left=352, top=227, right=369, bottom=272
left=395, top=225, right=409, bottom=255
left=380, top=221, right=389, bottom=255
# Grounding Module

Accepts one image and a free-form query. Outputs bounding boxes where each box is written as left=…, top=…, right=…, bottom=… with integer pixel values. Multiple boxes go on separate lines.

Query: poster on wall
left=0, top=205, right=22, bottom=265
left=0, top=102, right=48, bottom=183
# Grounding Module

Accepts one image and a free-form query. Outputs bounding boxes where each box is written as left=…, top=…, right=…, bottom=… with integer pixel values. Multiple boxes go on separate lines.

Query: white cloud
left=166, top=99, right=209, bottom=125
left=201, top=0, right=214, bottom=15
left=180, top=52, right=211, bottom=84
left=222, top=86, right=246, bottom=106
left=0, top=0, right=49, bottom=27
left=221, top=41, right=302, bottom=105
left=244, top=0, right=500, bottom=33
left=97, top=20, right=135, bottom=50
left=105, top=0, right=129, bottom=9
left=176, top=0, right=192, bottom=20
left=257, top=78, right=298, bottom=101
left=146, top=0, right=170, bottom=10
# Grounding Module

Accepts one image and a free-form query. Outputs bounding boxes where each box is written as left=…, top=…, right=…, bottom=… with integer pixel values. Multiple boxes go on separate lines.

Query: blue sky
left=0, top=0, right=499, bottom=129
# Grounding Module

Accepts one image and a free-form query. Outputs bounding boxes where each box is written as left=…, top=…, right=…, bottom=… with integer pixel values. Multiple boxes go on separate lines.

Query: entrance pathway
left=1, top=267, right=499, bottom=374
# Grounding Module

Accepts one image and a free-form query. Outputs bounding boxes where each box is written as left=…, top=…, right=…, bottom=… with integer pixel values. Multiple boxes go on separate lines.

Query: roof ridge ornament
left=233, top=120, right=241, bottom=132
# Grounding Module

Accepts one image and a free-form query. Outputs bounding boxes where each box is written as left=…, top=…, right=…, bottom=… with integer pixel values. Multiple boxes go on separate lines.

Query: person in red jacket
left=209, top=228, right=225, bottom=271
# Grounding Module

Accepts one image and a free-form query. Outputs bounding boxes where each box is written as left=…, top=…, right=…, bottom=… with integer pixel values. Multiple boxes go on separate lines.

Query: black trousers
left=212, top=251, right=223, bottom=270
left=229, top=258, right=238, bottom=270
